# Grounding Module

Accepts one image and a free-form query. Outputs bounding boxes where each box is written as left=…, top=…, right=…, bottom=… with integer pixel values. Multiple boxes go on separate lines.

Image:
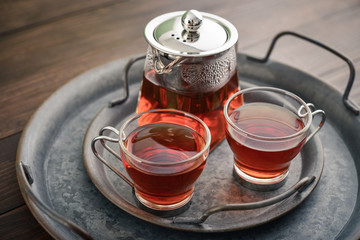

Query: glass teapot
left=137, top=10, right=239, bottom=150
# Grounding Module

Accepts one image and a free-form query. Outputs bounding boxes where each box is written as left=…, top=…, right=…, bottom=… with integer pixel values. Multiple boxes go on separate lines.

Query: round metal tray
left=17, top=41, right=360, bottom=238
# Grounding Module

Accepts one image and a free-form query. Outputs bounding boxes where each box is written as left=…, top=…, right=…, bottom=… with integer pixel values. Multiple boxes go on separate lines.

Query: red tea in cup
left=123, top=123, right=207, bottom=207
left=226, top=103, right=306, bottom=179
left=91, top=109, right=211, bottom=213
left=224, top=87, right=325, bottom=190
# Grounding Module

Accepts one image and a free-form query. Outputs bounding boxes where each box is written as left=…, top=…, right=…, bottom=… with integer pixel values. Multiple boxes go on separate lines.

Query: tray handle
left=172, top=176, right=315, bottom=225
left=247, top=31, right=359, bottom=115
left=17, top=162, right=94, bottom=240
left=109, top=55, right=146, bottom=107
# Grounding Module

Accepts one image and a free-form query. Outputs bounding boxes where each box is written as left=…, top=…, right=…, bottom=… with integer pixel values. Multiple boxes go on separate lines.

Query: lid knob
left=181, top=10, right=203, bottom=32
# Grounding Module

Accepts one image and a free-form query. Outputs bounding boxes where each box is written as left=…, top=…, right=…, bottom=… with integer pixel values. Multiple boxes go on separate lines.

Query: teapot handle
left=152, top=48, right=183, bottom=74
left=108, top=52, right=183, bottom=107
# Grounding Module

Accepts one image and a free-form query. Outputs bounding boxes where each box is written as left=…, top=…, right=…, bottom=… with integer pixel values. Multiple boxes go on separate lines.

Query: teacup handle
left=91, top=126, right=134, bottom=188
left=305, top=103, right=326, bottom=144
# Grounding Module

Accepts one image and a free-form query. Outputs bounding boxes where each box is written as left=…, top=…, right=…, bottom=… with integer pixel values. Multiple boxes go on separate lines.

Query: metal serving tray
left=16, top=32, right=360, bottom=239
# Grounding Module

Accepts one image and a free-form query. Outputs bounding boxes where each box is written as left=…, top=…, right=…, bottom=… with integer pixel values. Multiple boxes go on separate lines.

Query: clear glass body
left=119, top=109, right=211, bottom=210
left=224, top=87, right=312, bottom=185
left=137, top=46, right=239, bottom=150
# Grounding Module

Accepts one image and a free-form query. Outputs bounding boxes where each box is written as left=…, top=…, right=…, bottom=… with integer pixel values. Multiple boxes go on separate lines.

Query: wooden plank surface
left=0, top=133, right=24, bottom=215
left=0, top=205, right=52, bottom=239
left=0, top=0, right=359, bottom=239
left=1, top=0, right=359, bottom=139
left=0, top=0, right=128, bottom=35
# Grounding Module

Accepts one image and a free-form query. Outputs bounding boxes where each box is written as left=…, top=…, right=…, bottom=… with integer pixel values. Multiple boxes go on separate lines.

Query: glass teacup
left=91, top=109, right=211, bottom=215
left=224, top=87, right=326, bottom=190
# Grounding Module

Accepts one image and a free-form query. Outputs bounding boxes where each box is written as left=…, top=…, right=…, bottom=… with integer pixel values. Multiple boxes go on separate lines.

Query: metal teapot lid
left=144, top=10, right=238, bottom=57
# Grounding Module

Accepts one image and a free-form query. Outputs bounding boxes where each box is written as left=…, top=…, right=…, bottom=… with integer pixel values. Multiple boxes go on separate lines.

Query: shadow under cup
left=92, top=109, right=211, bottom=216
left=224, top=87, right=325, bottom=190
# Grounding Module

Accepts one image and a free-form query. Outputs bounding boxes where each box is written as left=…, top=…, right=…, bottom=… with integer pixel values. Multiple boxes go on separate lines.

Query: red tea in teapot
left=137, top=69, right=239, bottom=149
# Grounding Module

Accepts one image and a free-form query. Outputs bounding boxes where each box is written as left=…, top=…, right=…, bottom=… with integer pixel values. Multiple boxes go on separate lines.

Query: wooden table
left=0, top=0, right=359, bottom=239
